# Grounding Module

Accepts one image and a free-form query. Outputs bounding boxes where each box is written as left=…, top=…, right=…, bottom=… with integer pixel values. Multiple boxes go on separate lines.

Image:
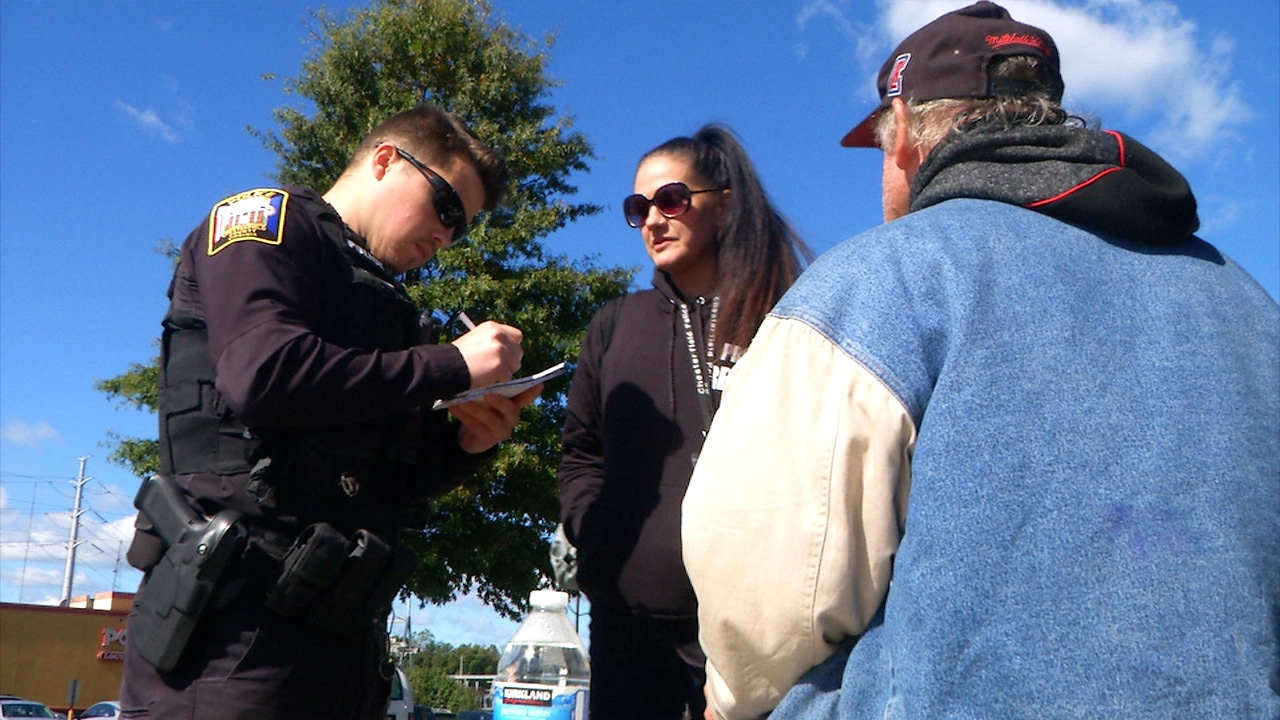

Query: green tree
left=94, top=240, right=176, bottom=471
left=415, top=638, right=500, bottom=677
left=96, top=356, right=159, bottom=471
left=97, top=0, right=633, bottom=618
left=409, top=663, right=483, bottom=712
left=404, top=635, right=500, bottom=710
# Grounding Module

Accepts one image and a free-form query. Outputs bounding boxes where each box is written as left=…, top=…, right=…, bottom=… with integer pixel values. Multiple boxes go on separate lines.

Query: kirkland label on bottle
left=492, top=682, right=588, bottom=720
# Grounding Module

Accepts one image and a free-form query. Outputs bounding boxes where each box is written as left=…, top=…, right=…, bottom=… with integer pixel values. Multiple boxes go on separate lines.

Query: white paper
left=432, top=361, right=568, bottom=410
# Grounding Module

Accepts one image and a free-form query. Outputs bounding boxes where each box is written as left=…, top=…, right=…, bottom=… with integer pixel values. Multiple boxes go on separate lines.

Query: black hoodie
left=558, top=270, right=722, bottom=619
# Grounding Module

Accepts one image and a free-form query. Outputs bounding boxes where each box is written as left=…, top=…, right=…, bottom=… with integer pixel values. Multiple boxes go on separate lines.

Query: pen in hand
left=451, top=310, right=527, bottom=388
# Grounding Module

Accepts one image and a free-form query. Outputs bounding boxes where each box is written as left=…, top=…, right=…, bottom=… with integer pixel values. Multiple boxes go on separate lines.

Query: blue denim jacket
left=767, top=198, right=1280, bottom=719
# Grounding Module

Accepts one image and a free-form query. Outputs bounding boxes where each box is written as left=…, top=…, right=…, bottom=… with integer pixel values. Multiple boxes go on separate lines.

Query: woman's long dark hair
left=643, top=124, right=813, bottom=350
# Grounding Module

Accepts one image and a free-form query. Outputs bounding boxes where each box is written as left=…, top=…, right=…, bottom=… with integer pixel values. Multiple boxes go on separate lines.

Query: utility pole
left=111, top=539, right=124, bottom=591
left=59, top=456, right=90, bottom=606
left=19, top=482, right=36, bottom=602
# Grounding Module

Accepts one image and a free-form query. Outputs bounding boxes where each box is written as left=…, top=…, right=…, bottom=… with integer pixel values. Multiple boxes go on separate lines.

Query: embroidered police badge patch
left=207, top=188, right=289, bottom=255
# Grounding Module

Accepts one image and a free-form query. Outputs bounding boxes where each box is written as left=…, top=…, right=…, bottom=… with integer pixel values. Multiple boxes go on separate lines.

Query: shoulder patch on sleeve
left=207, top=188, right=290, bottom=256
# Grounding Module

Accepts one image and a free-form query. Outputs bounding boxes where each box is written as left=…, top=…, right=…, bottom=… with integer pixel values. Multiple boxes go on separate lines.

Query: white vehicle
left=387, top=666, right=413, bottom=720
left=78, top=701, right=122, bottom=719
left=0, top=697, right=56, bottom=718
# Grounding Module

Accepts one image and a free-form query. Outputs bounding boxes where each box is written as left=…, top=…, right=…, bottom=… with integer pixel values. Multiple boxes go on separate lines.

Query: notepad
left=432, top=362, right=568, bottom=410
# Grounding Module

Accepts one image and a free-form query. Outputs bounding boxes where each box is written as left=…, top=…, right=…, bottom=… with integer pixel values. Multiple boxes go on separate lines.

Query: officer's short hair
left=354, top=104, right=510, bottom=210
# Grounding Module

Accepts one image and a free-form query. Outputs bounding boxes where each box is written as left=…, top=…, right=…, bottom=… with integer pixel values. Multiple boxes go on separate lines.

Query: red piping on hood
left=1027, top=131, right=1127, bottom=208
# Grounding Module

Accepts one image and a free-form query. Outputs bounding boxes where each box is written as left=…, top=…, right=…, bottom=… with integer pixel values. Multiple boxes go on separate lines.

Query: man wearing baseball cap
left=682, top=3, right=1279, bottom=719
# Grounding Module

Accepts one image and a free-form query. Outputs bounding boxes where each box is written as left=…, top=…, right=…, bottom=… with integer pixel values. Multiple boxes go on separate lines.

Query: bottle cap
left=529, top=589, right=569, bottom=611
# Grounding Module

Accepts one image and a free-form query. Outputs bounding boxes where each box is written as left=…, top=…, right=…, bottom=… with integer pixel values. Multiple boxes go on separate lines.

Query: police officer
left=120, top=105, right=539, bottom=719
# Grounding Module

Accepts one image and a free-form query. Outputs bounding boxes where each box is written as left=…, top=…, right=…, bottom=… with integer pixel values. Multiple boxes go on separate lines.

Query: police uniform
left=121, top=186, right=488, bottom=719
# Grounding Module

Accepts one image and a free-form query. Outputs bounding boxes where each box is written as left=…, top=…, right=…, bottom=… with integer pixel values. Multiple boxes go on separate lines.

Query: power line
left=1, top=456, right=147, bottom=603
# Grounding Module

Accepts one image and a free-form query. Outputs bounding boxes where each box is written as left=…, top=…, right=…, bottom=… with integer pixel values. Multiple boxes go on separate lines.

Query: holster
left=265, top=522, right=417, bottom=641
left=129, top=475, right=249, bottom=672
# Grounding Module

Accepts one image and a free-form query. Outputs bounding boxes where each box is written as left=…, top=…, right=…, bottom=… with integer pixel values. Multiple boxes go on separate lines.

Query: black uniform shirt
left=151, top=185, right=486, bottom=539
left=170, top=185, right=470, bottom=427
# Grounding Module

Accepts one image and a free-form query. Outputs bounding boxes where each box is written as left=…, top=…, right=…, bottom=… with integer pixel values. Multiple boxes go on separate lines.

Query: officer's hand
left=450, top=383, right=543, bottom=454
left=452, top=321, right=524, bottom=390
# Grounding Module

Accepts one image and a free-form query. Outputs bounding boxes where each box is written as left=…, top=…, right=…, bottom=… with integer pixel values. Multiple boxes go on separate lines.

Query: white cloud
left=114, top=100, right=182, bottom=143
left=0, top=458, right=143, bottom=604
left=796, top=0, right=862, bottom=58
left=1000, top=0, right=1251, bottom=154
left=0, top=565, right=64, bottom=596
left=101, top=513, right=140, bottom=546
left=0, top=524, right=67, bottom=604
left=0, top=486, right=142, bottom=604
left=1, top=512, right=66, bottom=562
left=93, top=484, right=137, bottom=516
left=1198, top=194, right=1247, bottom=235
left=815, top=0, right=1250, bottom=159
left=0, top=419, right=61, bottom=450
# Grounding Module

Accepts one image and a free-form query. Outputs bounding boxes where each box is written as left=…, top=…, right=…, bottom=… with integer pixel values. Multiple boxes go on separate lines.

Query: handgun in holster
left=130, top=474, right=248, bottom=672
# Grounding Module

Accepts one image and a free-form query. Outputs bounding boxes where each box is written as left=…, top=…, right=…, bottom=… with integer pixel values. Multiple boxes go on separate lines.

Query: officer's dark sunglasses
left=394, top=146, right=468, bottom=244
left=623, top=182, right=726, bottom=228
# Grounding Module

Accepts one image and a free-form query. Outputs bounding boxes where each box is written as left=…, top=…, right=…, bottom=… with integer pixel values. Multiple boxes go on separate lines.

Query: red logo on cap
left=986, top=33, right=1052, bottom=55
left=887, top=53, right=911, bottom=97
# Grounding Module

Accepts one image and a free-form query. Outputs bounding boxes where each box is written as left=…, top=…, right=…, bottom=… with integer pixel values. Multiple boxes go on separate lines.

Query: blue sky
left=2, top=0, right=1276, bottom=651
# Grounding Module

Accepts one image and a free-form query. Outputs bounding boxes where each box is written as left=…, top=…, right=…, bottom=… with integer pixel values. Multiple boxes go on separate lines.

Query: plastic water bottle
left=492, top=589, right=590, bottom=720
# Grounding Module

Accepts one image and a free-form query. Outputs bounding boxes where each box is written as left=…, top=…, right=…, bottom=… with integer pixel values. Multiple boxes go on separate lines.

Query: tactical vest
left=157, top=191, right=433, bottom=532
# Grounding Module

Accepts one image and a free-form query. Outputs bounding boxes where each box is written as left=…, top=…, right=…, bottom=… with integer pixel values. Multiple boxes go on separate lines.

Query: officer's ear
left=369, top=143, right=397, bottom=181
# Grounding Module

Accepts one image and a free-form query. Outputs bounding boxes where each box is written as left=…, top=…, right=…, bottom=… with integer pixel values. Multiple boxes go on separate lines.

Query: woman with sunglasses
left=558, top=124, right=812, bottom=720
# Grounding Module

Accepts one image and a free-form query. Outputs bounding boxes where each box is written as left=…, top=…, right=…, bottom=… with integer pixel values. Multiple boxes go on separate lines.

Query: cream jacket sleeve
left=682, top=315, right=915, bottom=720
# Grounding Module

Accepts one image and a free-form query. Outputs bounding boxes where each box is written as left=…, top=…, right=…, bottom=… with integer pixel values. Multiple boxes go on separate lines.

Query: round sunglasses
left=623, top=181, right=726, bottom=228
left=394, top=146, right=469, bottom=244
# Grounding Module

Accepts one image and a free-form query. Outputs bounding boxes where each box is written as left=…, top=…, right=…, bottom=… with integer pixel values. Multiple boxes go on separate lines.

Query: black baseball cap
left=840, top=1, right=1064, bottom=147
